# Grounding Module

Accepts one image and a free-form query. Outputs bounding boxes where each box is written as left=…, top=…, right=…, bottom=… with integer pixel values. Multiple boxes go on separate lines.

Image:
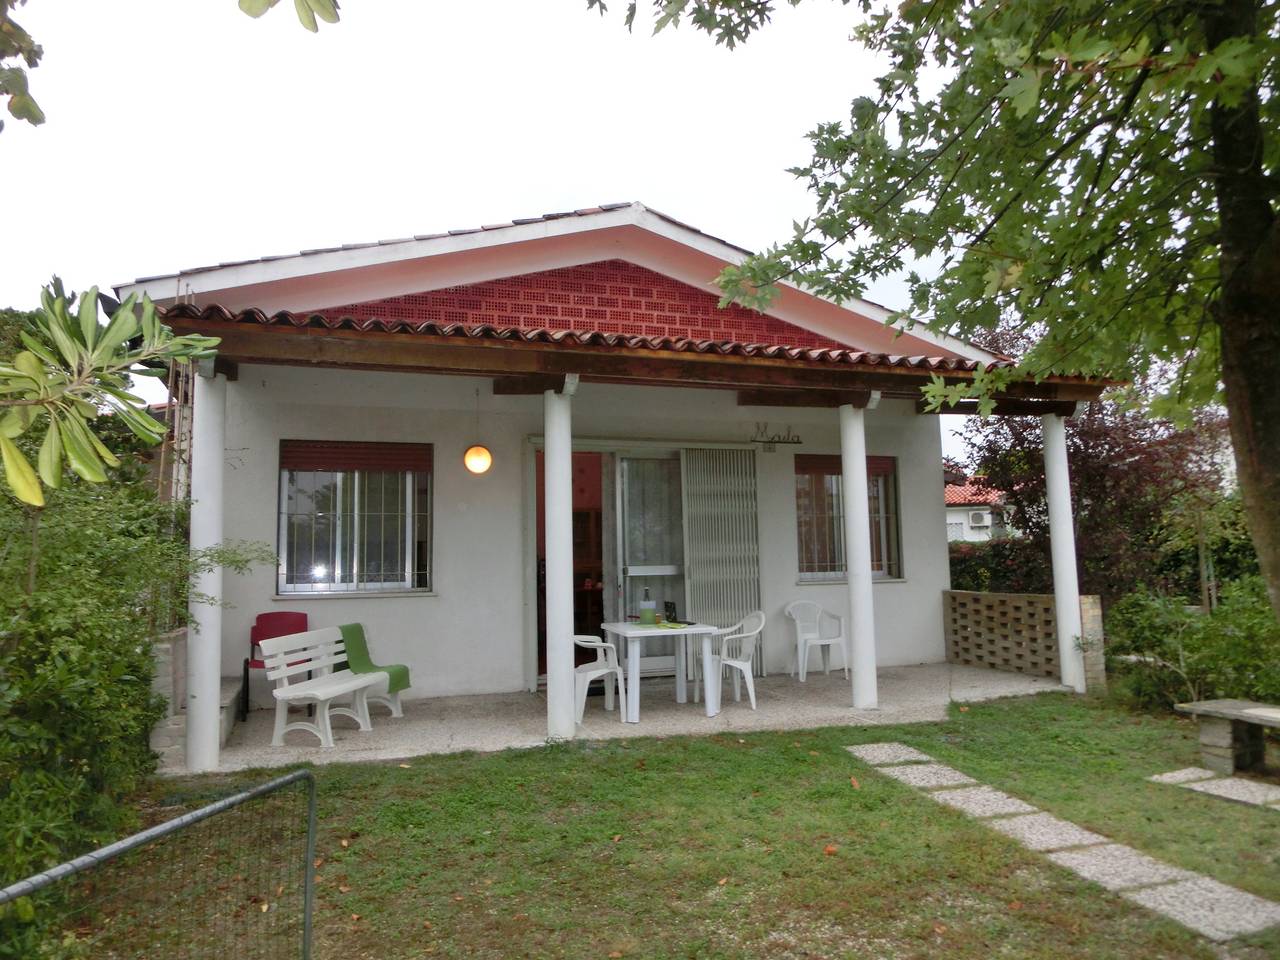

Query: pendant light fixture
left=463, top=386, right=493, bottom=475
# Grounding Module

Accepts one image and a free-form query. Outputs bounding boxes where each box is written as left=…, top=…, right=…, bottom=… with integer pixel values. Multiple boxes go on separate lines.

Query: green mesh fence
left=0, top=770, right=315, bottom=960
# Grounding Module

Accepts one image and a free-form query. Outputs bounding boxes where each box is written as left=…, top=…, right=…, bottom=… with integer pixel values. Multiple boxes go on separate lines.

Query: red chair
left=240, top=611, right=309, bottom=720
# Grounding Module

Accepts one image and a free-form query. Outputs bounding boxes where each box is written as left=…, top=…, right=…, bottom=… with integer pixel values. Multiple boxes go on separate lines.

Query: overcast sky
left=2, top=0, right=968, bottom=455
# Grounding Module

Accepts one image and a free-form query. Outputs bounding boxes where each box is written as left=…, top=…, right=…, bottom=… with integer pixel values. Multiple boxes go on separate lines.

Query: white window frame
left=276, top=465, right=432, bottom=595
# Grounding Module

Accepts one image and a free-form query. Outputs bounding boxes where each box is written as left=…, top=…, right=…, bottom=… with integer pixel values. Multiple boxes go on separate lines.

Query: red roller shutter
left=793, top=454, right=895, bottom=477
left=279, top=440, right=433, bottom=473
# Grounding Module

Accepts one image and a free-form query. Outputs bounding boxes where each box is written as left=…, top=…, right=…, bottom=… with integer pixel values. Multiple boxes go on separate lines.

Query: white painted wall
left=947, top=504, right=1003, bottom=542
left=220, top=366, right=951, bottom=706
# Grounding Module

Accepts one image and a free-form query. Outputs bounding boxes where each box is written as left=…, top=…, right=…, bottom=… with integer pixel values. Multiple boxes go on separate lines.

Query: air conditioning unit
left=968, top=510, right=991, bottom=527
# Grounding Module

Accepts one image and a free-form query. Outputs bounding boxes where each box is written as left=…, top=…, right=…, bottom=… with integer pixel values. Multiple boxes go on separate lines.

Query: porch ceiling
left=162, top=303, right=1108, bottom=406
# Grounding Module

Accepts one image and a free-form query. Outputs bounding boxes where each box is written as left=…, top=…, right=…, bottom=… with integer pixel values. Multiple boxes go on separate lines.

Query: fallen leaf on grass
left=612, top=835, right=622, bottom=843
left=933, top=923, right=947, bottom=935
left=958, top=706, right=969, bottom=712
left=849, top=776, right=860, bottom=789
left=338, top=884, right=352, bottom=894
left=608, top=952, right=623, bottom=958
left=823, top=844, right=838, bottom=856
left=260, top=903, right=270, bottom=913
left=1008, top=901, right=1023, bottom=911
left=398, top=763, right=412, bottom=769
left=808, top=750, right=819, bottom=756
left=453, top=895, right=465, bottom=902
left=276, top=884, right=284, bottom=896
left=340, top=839, right=350, bottom=849
left=313, top=857, right=325, bottom=869
left=350, top=913, right=360, bottom=921
left=717, top=877, right=728, bottom=886
left=423, top=920, right=433, bottom=929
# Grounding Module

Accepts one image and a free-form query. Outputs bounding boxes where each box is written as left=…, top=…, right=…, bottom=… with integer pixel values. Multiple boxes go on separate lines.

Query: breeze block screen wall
left=943, top=590, right=1106, bottom=692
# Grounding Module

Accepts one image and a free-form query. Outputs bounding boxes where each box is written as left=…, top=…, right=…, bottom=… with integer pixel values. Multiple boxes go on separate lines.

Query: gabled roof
left=116, top=202, right=1003, bottom=365
left=945, top=478, right=1006, bottom=507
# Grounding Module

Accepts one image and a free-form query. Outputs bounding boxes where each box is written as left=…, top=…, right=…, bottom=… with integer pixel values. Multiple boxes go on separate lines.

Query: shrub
left=1105, top=576, right=1280, bottom=709
left=949, top=538, right=1053, bottom=595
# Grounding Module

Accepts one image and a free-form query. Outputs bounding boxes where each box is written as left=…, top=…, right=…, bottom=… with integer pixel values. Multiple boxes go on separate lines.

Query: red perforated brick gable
left=317, top=260, right=847, bottom=349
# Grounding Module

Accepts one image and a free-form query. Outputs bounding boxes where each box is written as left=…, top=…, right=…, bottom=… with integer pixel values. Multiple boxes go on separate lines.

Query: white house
left=117, top=203, right=1102, bottom=772
left=945, top=477, right=1010, bottom=542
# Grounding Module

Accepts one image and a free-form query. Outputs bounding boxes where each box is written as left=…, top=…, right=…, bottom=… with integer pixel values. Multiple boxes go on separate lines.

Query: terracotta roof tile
left=945, top=478, right=1005, bottom=506
left=160, top=302, right=1012, bottom=374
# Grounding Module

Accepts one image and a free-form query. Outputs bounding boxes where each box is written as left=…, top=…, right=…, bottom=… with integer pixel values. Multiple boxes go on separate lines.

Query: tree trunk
left=1205, top=0, right=1280, bottom=619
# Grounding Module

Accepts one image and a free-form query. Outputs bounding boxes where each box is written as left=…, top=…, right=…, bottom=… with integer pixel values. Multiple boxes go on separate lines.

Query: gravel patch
left=931, top=786, right=1038, bottom=818
left=846, top=742, right=934, bottom=766
left=1046, top=843, right=1194, bottom=892
left=986, top=812, right=1108, bottom=851
left=1147, top=767, right=1219, bottom=785
left=878, top=763, right=977, bottom=789
left=1122, top=876, right=1280, bottom=942
left=1184, top=776, right=1280, bottom=808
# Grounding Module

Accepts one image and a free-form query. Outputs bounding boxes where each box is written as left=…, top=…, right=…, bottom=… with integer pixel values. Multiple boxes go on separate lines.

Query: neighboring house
left=116, top=202, right=1103, bottom=770
left=945, top=477, right=1010, bottom=541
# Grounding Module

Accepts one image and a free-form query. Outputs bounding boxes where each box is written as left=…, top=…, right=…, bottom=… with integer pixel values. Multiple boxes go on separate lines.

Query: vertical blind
left=680, top=448, right=762, bottom=633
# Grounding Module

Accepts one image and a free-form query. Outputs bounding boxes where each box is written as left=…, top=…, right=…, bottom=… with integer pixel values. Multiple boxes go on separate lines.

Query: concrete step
left=151, top=674, right=245, bottom=771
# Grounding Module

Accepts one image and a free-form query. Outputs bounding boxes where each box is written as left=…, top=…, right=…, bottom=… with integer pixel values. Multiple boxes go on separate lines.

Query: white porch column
left=1043, top=413, right=1086, bottom=693
left=544, top=381, right=577, bottom=739
left=187, top=369, right=227, bottom=772
left=839, top=403, right=878, bottom=709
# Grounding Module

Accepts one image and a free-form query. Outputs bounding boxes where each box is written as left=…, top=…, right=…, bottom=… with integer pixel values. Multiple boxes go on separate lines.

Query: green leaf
left=85, top=424, right=122, bottom=468
left=13, top=351, right=44, bottom=382
left=0, top=408, right=34, bottom=438
left=59, top=412, right=107, bottom=483
left=7, top=93, right=45, bottom=125
left=0, top=434, right=44, bottom=506
left=999, top=68, right=1042, bottom=118
left=43, top=307, right=84, bottom=367
left=38, top=418, right=62, bottom=489
left=109, top=400, right=166, bottom=445
left=294, top=0, right=318, bottom=31
left=238, top=0, right=277, bottom=16
left=18, top=331, right=60, bottom=368
left=307, top=0, right=340, bottom=25
left=94, top=305, right=139, bottom=361
left=78, top=286, right=100, bottom=349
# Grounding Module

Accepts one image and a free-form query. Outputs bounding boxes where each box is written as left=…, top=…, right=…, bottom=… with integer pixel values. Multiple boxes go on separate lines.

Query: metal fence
left=0, top=770, right=316, bottom=960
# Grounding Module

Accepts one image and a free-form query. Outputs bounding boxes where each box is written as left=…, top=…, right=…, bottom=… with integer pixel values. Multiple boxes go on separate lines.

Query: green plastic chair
left=338, top=624, right=410, bottom=718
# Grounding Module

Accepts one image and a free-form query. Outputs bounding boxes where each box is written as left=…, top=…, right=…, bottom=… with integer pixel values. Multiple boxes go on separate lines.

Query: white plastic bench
left=260, top=626, right=384, bottom=748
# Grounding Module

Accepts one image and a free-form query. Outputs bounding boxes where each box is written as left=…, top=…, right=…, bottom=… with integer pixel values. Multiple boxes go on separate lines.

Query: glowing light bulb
left=464, top=445, right=493, bottom=475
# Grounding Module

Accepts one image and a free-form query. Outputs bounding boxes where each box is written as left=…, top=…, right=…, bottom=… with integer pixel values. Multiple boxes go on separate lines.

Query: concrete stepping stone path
left=1148, top=766, right=1280, bottom=809
left=987, top=812, right=1108, bottom=852
left=848, top=740, right=1280, bottom=942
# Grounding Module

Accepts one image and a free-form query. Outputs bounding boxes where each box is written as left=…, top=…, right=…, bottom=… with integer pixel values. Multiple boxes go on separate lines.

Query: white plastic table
left=599, top=621, right=721, bottom=723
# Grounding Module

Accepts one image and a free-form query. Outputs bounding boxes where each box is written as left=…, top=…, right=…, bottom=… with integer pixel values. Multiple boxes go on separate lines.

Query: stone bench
left=1175, top=699, right=1280, bottom=775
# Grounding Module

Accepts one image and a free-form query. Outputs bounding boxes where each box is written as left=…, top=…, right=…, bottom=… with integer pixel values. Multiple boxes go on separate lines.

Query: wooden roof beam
left=915, top=397, right=1083, bottom=417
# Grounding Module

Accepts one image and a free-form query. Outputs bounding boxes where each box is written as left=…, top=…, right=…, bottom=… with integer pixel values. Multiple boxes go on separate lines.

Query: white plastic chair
left=573, top=634, right=626, bottom=725
left=712, top=612, right=767, bottom=710
left=784, top=600, right=849, bottom=682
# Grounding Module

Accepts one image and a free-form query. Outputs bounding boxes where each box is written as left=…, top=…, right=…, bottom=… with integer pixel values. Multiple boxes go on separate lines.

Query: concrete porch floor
left=207, top=663, right=1068, bottom=773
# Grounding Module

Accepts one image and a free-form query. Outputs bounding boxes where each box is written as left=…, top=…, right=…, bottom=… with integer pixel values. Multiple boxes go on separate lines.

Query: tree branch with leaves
left=0, top=283, right=218, bottom=507
left=591, top=0, right=1280, bottom=618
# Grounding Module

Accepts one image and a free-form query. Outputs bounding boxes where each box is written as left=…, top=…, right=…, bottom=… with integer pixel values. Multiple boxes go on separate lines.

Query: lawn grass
left=148, top=694, right=1280, bottom=959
